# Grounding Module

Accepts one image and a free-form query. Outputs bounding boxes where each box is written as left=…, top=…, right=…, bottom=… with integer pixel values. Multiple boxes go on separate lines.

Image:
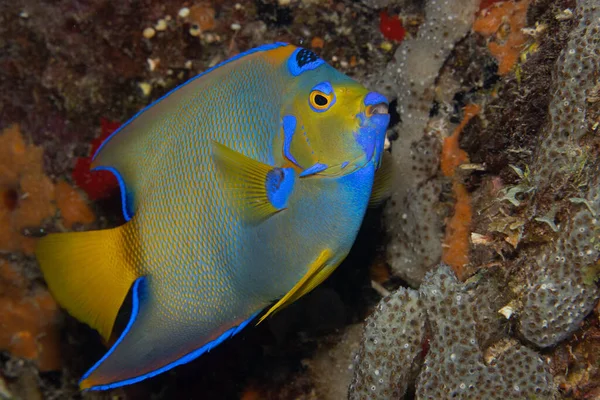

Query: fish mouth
left=367, top=102, right=389, bottom=116
left=363, top=92, right=389, bottom=118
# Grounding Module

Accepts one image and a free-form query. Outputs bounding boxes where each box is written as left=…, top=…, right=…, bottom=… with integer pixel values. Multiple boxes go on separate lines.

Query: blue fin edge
left=91, top=166, right=134, bottom=221
left=92, top=42, right=290, bottom=161
left=81, top=276, right=260, bottom=391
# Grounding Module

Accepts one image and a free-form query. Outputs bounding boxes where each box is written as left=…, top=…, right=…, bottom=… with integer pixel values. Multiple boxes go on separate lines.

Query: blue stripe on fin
left=91, top=166, right=134, bottom=221
left=80, top=276, right=147, bottom=385
left=92, top=42, right=290, bottom=161
left=81, top=275, right=260, bottom=391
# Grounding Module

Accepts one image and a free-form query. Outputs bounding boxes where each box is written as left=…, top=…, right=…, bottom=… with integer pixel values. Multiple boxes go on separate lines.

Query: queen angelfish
left=35, top=42, right=390, bottom=390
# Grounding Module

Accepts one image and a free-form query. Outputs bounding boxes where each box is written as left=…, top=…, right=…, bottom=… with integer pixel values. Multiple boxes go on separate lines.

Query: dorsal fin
left=89, top=43, right=292, bottom=220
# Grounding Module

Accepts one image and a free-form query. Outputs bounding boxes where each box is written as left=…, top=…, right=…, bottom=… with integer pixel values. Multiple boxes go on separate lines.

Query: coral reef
left=349, top=287, right=425, bottom=399
left=350, top=265, right=556, bottom=399
left=440, top=104, right=479, bottom=278
left=510, top=0, right=600, bottom=348
left=472, top=0, right=531, bottom=75
left=0, top=124, right=96, bottom=252
left=1, top=0, right=600, bottom=398
left=350, top=0, right=600, bottom=397
left=375, top=0, right=480, bottom=286
left=551, top=303, right=600, bottom=398
left=0, top=125, right=56, bottom=254
left=415, top=266, right=553, bottom=399
left=71, top=119, right=121, bottom=201
left=0, top=260, right=61, bottom=372
left=304, top=324, right=364, bottom=400
left=518, top=177, right=600, bottom=347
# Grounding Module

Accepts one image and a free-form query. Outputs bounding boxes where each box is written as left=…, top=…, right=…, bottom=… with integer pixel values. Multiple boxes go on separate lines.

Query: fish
left=35, top=42, right=390, bottom=391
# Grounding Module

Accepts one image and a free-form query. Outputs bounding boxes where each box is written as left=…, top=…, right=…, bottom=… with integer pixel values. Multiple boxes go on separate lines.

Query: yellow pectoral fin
left=212, top=141, right=297, bottom=224
left=369, top=151, right=394, bottom=208
left=258, top=249, right=337, bottom=324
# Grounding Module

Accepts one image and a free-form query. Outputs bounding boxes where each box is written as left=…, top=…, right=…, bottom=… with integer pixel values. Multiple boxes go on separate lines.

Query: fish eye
left=315, top=94, right=328, bottom=106
left=309, top=90, right=334, bottom=111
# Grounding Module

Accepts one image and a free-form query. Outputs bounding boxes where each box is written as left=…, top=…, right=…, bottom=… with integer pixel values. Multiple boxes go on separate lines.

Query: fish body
left=35, top=43, right=390, bottom=390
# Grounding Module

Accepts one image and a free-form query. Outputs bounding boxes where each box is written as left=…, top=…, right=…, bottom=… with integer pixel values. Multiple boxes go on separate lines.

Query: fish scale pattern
left=37, top=42, right=392, bottom=390
left=121, top=54, right=287, bottom=321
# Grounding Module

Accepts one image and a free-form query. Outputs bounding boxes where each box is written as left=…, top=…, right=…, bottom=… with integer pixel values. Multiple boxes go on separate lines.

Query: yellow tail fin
left=35, top=226, right=139, bottom=341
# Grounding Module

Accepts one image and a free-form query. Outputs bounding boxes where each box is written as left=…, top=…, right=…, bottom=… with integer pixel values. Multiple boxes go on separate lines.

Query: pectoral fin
left=258, top=248, right=336, bottom=324
left=369, top=151, right=394, bottom=208
left=212, top=141, right=295, bottom=224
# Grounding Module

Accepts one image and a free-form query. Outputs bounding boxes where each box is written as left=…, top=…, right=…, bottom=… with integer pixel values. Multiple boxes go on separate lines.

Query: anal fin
left=80, top=276, right=260, bottom=391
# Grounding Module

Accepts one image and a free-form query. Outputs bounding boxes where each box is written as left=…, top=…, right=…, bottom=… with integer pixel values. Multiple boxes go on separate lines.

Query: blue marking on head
left=299, top=163, right=328, bottom=177
left=341, top=161, right=349, bottom=169
left=364, top=92, right=388, bottom=107
left=81, top=276, right=260, bottom=391
left=370, top=113, right=391, bottom=168
left=312, top=81, right=333, bottom=95
left=369, top=114, right=391, bottom=132
left=287, top=48, right=325, bottom=77
left=354, top=111, right=390, bottom=167
left=93, top=42, right=289, bottom=160
left=265, top=167, right=295, bottom=209
left=309, top=81, right=336, bottom=113
left=282, top=115, right=300, bottom=166
left=357, top=112, right=366, bottom=125
left=355, top=112, right=376, bottom=162
left=91, top=166, right=134, bottom=221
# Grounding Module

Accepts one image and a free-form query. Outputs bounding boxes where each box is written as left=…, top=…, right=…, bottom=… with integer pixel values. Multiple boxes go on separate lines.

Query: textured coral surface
left=351, top=265, right=556, bottom=399
left=1, top=0, right=599, bottom=399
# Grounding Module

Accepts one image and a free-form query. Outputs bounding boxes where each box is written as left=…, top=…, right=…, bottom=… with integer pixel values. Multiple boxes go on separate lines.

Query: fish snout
left=364, top=92, right=389, bottom=118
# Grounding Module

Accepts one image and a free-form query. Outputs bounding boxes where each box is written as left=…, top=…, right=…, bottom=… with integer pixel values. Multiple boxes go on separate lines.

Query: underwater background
left=0, top=0, right=599, bottom=399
